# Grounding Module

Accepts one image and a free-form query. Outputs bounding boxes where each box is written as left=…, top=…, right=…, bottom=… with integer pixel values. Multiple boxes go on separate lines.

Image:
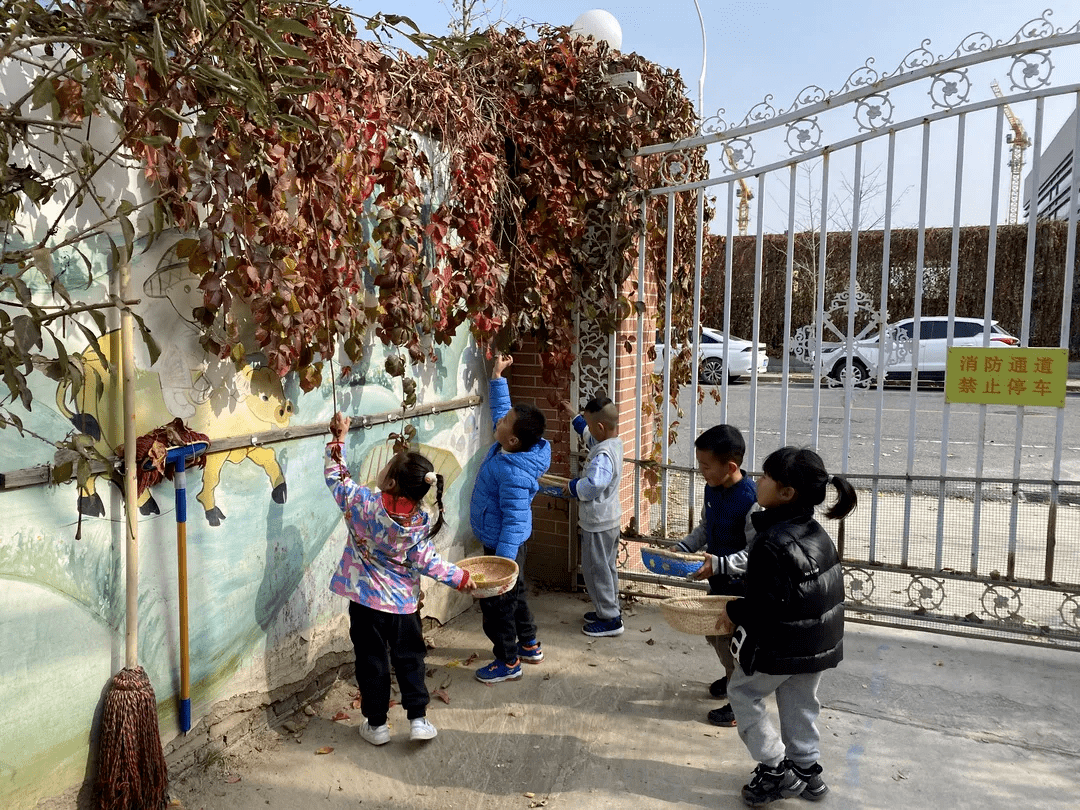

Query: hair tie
left=424, top=471, right=437, bottom=485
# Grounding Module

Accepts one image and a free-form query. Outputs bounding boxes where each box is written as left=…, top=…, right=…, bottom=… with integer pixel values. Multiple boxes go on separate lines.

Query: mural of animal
left=55, top=330, right=294, bottom=525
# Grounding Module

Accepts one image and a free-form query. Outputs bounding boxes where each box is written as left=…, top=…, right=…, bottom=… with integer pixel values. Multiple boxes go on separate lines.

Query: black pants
left=348, top=600, right=429, bottom=726
left=478, top=543, right=537, bottom=663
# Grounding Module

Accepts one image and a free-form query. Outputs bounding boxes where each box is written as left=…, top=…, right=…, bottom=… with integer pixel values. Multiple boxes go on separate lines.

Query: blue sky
left=361, top=2, right=1079, bottom=132
left=352, top=2, right=1080, bottom=229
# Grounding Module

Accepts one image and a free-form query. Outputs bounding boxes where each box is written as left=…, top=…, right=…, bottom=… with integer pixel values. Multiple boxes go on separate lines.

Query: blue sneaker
left=518, top=640, right=544, bottom=664
left=583, top=615, right=624, bottom=637
left=475, top=658, right=522, bottom=683
left=583, top=611, right=599, bottom=622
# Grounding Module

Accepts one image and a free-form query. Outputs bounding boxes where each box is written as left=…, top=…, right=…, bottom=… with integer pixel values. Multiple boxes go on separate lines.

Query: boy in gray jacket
left=560, top=395, right=625, bottom=637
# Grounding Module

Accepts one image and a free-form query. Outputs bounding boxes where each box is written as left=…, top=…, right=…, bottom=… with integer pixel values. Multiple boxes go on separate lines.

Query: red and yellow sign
left=945, top=347, right=1068, bottom=408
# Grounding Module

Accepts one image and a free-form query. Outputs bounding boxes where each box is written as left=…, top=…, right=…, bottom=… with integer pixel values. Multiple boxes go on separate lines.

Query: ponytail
left=823, top=474, right=858, bottom=520
left=428, top=473, right=445, bottom=539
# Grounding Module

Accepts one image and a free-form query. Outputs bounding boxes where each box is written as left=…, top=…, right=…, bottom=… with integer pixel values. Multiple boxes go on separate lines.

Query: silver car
left=818, top=316, right=1020, bottom=383
left=655, top=327, right=770, bottom=384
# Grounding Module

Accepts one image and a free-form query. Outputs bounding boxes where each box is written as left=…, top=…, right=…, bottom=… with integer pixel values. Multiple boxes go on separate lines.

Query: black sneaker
left=709, top=676, right=728, bottom=698
left=707, top=703, right=736, bottom=727
left=741, top=763, right=805, bottom=807
left=784, top=759, right=828, bottom=801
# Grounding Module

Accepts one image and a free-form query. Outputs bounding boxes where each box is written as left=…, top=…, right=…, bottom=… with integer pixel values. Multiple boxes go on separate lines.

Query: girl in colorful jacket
left=326, top=411, right=475, bottom=746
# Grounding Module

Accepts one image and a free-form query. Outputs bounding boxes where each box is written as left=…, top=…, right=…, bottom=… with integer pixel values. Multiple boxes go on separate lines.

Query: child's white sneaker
left=360, top=721, right=390, bottom=746
left=409, top=717, right=438, bottom=741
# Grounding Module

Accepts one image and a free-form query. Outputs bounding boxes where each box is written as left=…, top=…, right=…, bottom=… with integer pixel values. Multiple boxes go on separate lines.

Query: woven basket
left=641, top=546, right=708, bottom=578
left=455, top=555, right=519, bottom=599
left=538, top=473, right=570, bottom=498
left=660, top=595, right=736, bottom=635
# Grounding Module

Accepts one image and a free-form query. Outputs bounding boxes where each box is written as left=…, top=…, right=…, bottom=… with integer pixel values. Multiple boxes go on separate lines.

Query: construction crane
left=991, top=81, right=1031, bottom=225
left=723, top=144, right=753, bottom=236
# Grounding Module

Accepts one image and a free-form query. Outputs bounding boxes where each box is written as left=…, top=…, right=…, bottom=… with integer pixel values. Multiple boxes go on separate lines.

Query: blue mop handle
left=174, top=451, right=191, bottom=734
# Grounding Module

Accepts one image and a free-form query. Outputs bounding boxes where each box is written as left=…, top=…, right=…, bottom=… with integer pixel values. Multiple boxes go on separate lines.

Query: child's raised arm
left=492, top=354, right=513, bottom=379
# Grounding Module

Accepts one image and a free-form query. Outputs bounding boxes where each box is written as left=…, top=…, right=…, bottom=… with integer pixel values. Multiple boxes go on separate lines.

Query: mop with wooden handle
left=165, top=441, right=208, bottom=733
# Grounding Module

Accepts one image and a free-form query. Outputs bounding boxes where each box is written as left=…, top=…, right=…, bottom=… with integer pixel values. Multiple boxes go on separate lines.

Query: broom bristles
left=95, top=666, right=168, bottom=810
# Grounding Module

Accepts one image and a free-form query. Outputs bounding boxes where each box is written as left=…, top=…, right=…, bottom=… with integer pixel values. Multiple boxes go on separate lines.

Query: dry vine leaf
left=332, top=711, right=350, bottom=721
left=225, top=775, right=241, bottom=784
left=315, top=746, right=335, bottom=755
left=432, top=687, right=450, bottom=704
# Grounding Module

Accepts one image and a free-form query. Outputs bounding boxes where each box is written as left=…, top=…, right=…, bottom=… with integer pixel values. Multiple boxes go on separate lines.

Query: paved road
left=658, top=377, right=1080, bottom=484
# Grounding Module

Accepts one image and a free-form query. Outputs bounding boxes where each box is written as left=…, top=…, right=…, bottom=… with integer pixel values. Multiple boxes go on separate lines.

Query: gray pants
left=727, top=667, right=824, bottom=769
left=707, top=632, right=736, bottom=680
left=580, top=527, right=621, bottom=620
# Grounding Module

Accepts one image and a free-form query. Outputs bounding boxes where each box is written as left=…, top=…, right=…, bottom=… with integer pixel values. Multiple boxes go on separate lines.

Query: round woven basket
left=641, top=546, right=707, bottom=578
left=455, top=555, right=519, bottom=599
left=659, top=595, right=736, bottom=635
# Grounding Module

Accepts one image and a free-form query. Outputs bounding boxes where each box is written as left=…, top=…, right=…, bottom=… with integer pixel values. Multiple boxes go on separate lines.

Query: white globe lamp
left=570, top=9, right=623, bottom=50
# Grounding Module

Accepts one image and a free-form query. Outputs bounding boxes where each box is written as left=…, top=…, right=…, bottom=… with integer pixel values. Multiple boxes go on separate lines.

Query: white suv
left=655, top=327, right=770, bottom=383
left=818, top=317, right=1020, bottom=383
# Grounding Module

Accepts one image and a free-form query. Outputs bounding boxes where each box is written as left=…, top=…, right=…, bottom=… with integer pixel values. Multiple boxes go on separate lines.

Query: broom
left=94, top=258, right=168, bottom=810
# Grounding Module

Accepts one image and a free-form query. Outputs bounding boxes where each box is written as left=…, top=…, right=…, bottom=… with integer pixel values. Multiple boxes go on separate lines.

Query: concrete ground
left=170, top=589, right=1079, bottom=810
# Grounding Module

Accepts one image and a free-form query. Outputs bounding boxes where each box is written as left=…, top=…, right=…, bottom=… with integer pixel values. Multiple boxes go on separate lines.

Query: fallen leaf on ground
left=445, top=660, right=460, bottom=668
left=465, top=653, right=479, bottom=665
left=645, top=638, right=655, bottom=645
left=524, top=792, right=535, bottom=798
left=432, top=688, right=450, bottom=704
left=351, top=699, right=362, bottom=709
left=640, top=626, right=652, bottom=632
left=315, top=746, right=335, bottom=755
left=389, top=700, right=398, bottom=708
left=332, top=711, right=350, bottom=721
left=225, top=776, right=241, bottom=784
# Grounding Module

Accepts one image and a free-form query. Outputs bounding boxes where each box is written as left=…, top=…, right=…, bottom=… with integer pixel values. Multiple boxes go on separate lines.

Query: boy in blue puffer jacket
left=470, top=354, right=551, bottom=684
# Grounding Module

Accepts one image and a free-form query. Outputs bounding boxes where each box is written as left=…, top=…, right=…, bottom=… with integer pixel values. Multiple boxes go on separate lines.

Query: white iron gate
left=608, top=11, right=1080, bottom=650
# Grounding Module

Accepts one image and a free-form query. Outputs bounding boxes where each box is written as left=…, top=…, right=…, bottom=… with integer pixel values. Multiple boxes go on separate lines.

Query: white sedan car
left=655, top=327, right=769, bottom=384
left=817, top=316, right=1020, bottom=383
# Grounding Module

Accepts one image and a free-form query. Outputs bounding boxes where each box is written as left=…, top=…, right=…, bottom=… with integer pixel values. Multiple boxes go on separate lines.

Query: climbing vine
left=1, top=1, right=706, bottom=468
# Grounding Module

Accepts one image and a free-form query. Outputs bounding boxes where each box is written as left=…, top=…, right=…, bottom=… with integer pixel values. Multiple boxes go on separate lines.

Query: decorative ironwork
left=906, top=574, right=946, bottom=611
left=791, top=287, right=909, bottom=388
left=1009, top=50, right=1054, bottom=91
left=928, top=69, right=971, bottom=110
left=659, top=152, right=692, bottom=186
left=576, top=315, right=610, bottom=406
left=853, top=93, right=894, bottom=131
left=723, top=137, right=755, bottom=170
left=785, top=118, right=822, bottom=155
left=844, top=566, right=876, bottom=603
left=678, top=11, right=1076, bottom=169
left=1060, top=595, right=1080, bottom=631
left=980, top=583, right=1024, bottom=621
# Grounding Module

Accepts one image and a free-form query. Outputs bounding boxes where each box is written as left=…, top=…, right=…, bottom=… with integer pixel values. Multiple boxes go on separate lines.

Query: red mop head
left=95, top=666, right=169, bottom=810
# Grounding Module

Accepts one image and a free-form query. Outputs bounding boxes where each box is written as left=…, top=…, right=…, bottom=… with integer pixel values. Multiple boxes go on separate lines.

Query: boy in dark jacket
left=675, top=424, right=757, bottom=727
left=470, top=355, right=551, bottom=684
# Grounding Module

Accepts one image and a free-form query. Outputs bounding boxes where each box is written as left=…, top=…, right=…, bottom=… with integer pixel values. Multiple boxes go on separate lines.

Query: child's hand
left=458, top=571, right=478, bottom=592
left=556, top=399, right=575, bottom=417
left=561, top=481, right=574, bottom=497
left=492, top=354, right=513, bottom=378
left=329, top=411, right=350, bottom=441
left=688, top=555, right=715, bottom=581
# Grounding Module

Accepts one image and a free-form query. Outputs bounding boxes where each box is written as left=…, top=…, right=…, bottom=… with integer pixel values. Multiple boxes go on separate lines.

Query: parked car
left=654, top=327, right=769, bottom=383
left=817, top=317, right=1020, bottom=383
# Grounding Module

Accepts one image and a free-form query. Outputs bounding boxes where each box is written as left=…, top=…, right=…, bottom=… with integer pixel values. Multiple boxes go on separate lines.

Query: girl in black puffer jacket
left=723, top=447, right=857, bottom=808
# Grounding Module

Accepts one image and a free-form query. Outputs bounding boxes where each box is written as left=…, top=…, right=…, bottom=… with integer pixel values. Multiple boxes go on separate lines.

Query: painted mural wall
left=0, top=169, right=490, bottom=810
